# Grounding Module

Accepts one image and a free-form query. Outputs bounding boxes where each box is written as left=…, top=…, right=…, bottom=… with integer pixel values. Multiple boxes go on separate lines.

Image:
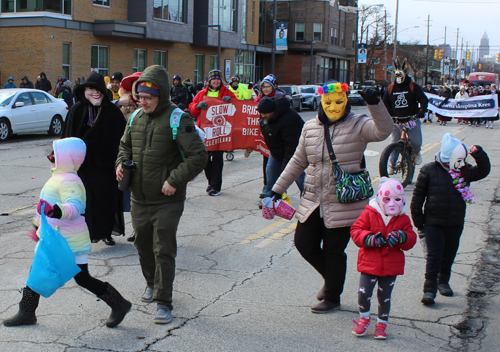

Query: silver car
left=0, top=89, right=68, bottom=141
left=299, top=85, right=321, bottom=110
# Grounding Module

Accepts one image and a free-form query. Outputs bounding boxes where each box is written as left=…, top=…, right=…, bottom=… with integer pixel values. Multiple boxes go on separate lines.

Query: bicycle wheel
left=379, top=143, right=415, bottom=187
left=226, top=151, right=234, bottom=161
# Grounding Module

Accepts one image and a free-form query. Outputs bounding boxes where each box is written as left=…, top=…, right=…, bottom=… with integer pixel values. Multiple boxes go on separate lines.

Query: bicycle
left=378, top=116, right=417, bottom=187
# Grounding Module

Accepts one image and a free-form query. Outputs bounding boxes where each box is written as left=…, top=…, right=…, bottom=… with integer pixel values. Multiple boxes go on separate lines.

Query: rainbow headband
left=318, top=82, right=349, bottom=95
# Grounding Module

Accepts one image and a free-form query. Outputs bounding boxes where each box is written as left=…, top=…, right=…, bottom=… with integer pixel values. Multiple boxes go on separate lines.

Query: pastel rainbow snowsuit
left=32, top=138, right=91, bottom=256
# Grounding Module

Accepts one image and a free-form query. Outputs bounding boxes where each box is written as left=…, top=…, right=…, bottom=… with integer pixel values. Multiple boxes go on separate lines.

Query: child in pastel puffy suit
left=350, top=178, right=417, bottom=339
left=3, top=137, right=131, bottom=328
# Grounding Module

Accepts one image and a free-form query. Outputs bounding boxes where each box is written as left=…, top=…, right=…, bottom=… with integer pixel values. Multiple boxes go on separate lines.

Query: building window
left=352, top=33, right=356, bottom=48
left=213, top=0, right=236, bottom=32
left=341, top=30, right=345, bottom=47
left=91, top=45, right=109, bottom=77
left=194, top=54, right=204, bottom=83
left=313, top=23, right=322, bottom=42
left=295, top=23, right=305, bottom=41
left=2, top=0, right=71, bottom=14
left=235, top=49, right=255, bottom=83
left=93, top=0, right=110, bottom=6
left=62, top=43, right=71, bottom=79
left=154, top=50, right=167, bottom=68
left=153, top=0, right=185, bottom=22
left=331, top=28, right=338, bottom=46
left=370, top=57, right=380, bottom=65
left=133, top=49, right=147, bottom=73
left=251, top=0, right=255, bottom=33
left=209, top=55, right=219, bottom=70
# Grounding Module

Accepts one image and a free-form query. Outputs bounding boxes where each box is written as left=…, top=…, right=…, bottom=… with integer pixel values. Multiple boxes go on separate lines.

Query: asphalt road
left=0, top=106, right=498, bottom=351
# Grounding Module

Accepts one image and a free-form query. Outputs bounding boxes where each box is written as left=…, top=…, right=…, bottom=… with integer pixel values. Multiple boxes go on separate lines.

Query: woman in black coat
left=62, top=73, right=126, bottom=245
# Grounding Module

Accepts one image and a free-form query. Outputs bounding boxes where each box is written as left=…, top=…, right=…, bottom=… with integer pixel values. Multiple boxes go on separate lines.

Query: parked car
left=279, top=85, right=303, bottom=112
left=299, top=85, right=321, bottom=110
left=348, top=91, right=366, bottom=106
left=0, top=89, right=69, bottom=141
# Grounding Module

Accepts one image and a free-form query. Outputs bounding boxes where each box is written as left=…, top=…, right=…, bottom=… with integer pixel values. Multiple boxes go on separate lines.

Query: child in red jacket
left=350, top=178, right=417, bottom=339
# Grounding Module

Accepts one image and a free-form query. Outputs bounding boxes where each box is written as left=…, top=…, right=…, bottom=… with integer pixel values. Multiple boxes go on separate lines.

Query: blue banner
left=276, top=22, right=288, bottom=51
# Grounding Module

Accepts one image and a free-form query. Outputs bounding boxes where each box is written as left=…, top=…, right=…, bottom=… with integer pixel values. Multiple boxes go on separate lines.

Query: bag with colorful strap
left=324, top=124, right=374, bottom=203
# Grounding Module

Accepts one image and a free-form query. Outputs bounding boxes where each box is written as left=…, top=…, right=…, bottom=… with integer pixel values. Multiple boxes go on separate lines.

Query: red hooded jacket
left=351, top=202, right=417, bottom=277
left=189, top=85, right=236, bottom=122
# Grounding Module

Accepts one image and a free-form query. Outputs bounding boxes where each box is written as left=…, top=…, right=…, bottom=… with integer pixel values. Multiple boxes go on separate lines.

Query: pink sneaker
left=374, top=322, right=387, bottom=339
left=352, top=317, right=371, bottom=336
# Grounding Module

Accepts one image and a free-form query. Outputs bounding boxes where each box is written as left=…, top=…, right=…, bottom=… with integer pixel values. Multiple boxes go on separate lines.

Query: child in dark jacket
left=351, top=178, right=417, bottom=339
left=411, top=133, right=490, bottom=305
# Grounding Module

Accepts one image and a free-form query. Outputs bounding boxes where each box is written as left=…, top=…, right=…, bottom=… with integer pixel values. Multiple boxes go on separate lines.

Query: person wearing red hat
left=189, top=69, right=236, bottom=196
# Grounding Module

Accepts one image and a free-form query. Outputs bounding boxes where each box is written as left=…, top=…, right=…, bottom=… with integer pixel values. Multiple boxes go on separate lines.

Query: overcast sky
left=360, top=0, right=500, bottom=58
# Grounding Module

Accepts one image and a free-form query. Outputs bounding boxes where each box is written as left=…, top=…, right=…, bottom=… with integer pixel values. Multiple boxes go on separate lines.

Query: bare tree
left=358, top=5, right=393, bottom=83
left=397, top=41, right=427, bottom=82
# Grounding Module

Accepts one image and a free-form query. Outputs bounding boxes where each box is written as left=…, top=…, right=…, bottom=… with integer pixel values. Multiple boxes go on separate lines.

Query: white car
left=0, top=88, right=69, bottom=141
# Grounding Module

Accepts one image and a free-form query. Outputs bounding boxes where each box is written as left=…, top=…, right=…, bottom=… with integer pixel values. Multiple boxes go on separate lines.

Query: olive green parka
left=116, top=65, right=208, bottom=204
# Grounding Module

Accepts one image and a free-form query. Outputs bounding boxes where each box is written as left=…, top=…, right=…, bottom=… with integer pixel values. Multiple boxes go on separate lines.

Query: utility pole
left=271, top=0, right=277, bottom=74
left=384, top=9, right=388, bottom=82
left=465, top=41, right=469, bottom=80
left=424, top=14, right=430, bottom=85
left=454, top=28, right=459, bottom=83
left=441, top=26, right=446, bottom=84
left=392, top=0, right=400, bottom=81
left=459, top=37, right=463, bottom=81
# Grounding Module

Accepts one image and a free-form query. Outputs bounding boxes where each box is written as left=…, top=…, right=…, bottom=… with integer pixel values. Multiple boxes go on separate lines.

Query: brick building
left=0, top=0, right=263, bottom=88
left=260, top=0, right=356, bottom=85
left=0, top=0, right=356, bottom=88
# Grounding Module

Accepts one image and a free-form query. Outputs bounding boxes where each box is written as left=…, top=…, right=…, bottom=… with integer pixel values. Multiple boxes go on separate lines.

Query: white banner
left=425, top=93, right=499, bottom=118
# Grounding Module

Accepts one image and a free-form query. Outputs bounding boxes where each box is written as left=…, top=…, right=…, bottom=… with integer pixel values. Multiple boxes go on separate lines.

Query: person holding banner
left=228, top=76, right=252, bottom=100
left=270, top=82, right=393, bottom=313
left=485, top=84, right=499, bottom=129
left=189, top=69, right=236, bottom=196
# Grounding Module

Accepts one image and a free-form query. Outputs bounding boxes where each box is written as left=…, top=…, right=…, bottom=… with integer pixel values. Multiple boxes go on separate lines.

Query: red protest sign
left=198, top=97, right=270, bottom=157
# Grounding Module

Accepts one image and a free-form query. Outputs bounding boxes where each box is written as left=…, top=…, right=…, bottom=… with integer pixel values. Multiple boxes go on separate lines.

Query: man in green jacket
left=116, top=65, right=207, bottom=324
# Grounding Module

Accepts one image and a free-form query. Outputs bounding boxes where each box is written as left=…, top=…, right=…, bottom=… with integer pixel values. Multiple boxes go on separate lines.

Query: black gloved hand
left=196, top=101, right=208, bottom=110
left=359, top=88, right=380, bottom=105
left=270, top=191, right=282, bottom=201
left=222, top=96, right=231, bottom=102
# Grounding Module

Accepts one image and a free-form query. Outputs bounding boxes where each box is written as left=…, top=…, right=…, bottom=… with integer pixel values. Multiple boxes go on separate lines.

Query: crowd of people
left=422, top=80, right=499, bottom=128
left=1, top=64, right=492, bottom=341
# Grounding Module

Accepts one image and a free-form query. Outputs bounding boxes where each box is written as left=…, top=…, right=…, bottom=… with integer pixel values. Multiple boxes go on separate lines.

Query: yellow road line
left=240, top=218, right=288, bottom=244
left=1, top=204, right=36, bottom=216
left=420, top=126, right=467, bottom=155
left=255, top=223, right=297, bottom=248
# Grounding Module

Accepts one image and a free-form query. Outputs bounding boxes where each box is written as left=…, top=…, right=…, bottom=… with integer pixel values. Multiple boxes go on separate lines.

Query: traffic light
left=434, top=49, right=439, bottom=60
left=467, top=51, right=471, bottom=62
left=497, top=53, right=500, bottom=63
left=439, top=50, right=443, bottom=60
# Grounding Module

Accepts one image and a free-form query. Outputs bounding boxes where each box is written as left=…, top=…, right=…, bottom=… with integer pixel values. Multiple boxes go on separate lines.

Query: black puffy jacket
left=410, top=146, right=490, bottom=230
left=259, top=97, right=304, bottom=172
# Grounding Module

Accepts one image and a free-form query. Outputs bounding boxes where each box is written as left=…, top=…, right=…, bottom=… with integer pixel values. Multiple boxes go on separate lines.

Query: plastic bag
left=26, top=204, right=81, bottom=298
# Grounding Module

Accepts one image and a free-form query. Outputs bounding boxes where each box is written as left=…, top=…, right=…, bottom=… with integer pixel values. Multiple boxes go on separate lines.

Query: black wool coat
left=410, top=146, right=490, bottom=230
left=62, top=101, right=127, bottom=241
left=259, top=97, right=304, bottom=172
